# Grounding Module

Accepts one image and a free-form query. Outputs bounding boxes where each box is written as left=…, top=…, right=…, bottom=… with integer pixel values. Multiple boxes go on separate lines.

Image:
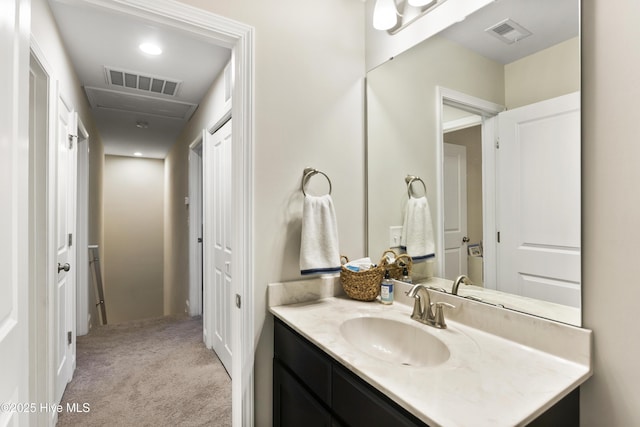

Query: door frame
left=188, top=134, right=204, bottom=318
left=435, top=87, right=503, bottom=283
left=29, top=38, right=55, bottom=427
left=63, top=1, right=255, bottom=424
left=76, top=119, right=90, bottom=336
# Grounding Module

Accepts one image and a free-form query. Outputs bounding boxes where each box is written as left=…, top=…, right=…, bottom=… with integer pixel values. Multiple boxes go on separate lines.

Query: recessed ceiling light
left=139, top=43, right=162, bottom=55
left=133, top=152, right=143, bottom=157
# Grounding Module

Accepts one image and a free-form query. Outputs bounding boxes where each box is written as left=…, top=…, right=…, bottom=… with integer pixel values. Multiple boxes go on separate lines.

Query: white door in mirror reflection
left=443, top=143, right=468, bottom=280
left=497, top=92, right=580, bottom=307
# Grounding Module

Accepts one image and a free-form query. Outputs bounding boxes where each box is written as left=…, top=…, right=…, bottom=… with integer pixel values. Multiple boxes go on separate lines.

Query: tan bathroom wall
left=104, top=155, right=164, bottom=324
left=581, top=0, right=640, bottom=424
left=505, top=37, right=580, bottom=109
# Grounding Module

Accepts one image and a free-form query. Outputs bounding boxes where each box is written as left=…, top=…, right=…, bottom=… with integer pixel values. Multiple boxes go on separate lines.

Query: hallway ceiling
left=48, top=0, right=231, bottom=159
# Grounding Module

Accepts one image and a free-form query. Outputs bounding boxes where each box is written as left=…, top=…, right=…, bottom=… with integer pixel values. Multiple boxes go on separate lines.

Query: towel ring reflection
left=302, top=167, right=332, bottom=196
left=405, top=175, right=427, bottom=199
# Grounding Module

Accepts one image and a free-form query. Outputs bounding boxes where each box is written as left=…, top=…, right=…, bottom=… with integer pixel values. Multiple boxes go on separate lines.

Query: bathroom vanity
left=274, top=318, right=426, bottom=426
left=269, top=278, right=592, bottom=427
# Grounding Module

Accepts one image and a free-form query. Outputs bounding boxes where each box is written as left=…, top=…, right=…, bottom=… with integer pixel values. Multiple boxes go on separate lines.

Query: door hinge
left=495, top=138, right=500, bottom=149
left=497, top=231, right=501, bottom=243
left=68, top=233, right=73, bottom=247
left=67, top=331, right=72, bottom=345
left=235, top=294, right=241, bottom=309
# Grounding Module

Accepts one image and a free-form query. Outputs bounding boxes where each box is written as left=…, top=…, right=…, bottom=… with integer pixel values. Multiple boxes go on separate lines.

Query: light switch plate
left=389, top=226, right=403, bottom=248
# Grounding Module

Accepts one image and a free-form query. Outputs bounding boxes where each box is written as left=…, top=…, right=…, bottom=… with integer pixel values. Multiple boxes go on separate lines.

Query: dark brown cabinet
left=273, top=318, right=426, bottom=427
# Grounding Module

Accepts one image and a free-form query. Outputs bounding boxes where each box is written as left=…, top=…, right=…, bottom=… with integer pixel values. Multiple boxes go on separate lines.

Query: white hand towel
left=400, top=196, right=435, bottom=262
left=300, top=194, right=341, bottom=275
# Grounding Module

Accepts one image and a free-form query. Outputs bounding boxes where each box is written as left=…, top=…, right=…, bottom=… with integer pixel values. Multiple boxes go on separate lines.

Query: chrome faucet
left=406, top=284, right=455, bottom=329
left=452, top=274, right=473, bottom=296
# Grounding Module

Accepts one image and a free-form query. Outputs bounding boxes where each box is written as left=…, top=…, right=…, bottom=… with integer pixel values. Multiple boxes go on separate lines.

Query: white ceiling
left=439, top=0, right=579, bottom=64
left=48, top=0, right=231, bottom=159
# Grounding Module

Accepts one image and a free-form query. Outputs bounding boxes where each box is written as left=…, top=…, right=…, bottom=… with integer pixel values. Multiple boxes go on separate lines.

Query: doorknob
left=462, top=236, right=470, bottom=243
left=58, top=262, right=71, bottom=273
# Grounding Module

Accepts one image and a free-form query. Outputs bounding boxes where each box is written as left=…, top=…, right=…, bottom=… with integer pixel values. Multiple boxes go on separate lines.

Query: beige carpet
left=57, top=316, right=231, bottom=427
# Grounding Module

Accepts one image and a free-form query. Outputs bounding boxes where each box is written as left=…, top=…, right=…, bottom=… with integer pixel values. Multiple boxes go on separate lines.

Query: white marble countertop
left=269, top=283, right=592, bottom=427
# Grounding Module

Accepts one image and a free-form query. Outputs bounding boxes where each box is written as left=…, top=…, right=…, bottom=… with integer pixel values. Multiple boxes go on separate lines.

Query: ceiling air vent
left=485, top=19, right=532, bottom=44
left=84, top=86, right=197, bottom=120
left=105, top=67, right=182, bottom=96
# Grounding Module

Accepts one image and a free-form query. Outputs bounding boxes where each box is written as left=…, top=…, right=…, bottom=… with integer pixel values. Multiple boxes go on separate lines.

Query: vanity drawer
left=332, top=363, right=427, bottom=427
left=274, top=318, right=332, bottom=405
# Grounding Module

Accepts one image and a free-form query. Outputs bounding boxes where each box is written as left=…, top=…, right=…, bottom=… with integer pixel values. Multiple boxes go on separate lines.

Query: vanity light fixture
left=373, top=0, right=399, bottom=31
left=373, top=0, right=447, bottom=34
left=139, top=42, right=162, bottom=56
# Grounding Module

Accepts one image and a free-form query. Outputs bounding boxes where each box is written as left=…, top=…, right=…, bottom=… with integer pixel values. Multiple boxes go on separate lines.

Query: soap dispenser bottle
left=380, top=270, right=393, bottom=305
left=401, top=266, right=412, bottom=284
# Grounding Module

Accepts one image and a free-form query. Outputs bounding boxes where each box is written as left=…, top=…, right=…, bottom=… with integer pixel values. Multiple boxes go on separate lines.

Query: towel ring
left=405, top=175, right=427, bottom=199
left=302, top=167, right=332, bottom=196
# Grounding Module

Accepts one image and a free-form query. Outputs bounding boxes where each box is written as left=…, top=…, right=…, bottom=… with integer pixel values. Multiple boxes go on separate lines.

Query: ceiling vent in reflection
left=485, top=19, right=532, bottom=44
left=105, top=66, right=181, bottom=97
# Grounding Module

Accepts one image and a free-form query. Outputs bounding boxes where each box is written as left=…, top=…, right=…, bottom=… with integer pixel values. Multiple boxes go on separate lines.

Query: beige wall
left=104, top=156, right=164, bottom=324
left=168, top=1, right=366, bottom=423
left=31, top=0, right=105, bottom=329
left=505, top=37, right=580, bottom=109
left=367, top=35, right=504, bottom=264
left=581, top=0, right=640, bottom=424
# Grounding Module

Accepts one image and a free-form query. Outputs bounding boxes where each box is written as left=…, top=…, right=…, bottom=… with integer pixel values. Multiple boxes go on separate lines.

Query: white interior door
left=204, top=119, right=233, bottom=374
left=497, top=92, right=580, bottom=307
left=54, top=96, right=78, bottom=402
left=0, top=0, right=30, bottom=424
left=443, top=143, right=468, bottom=280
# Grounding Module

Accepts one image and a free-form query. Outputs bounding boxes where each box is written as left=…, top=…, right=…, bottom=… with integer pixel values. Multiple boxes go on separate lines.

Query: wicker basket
left=380, top=250, right=413, bottom=280
left=340, top=252, right=414, bottom=301
left=340, top=256, right=385, bottom=301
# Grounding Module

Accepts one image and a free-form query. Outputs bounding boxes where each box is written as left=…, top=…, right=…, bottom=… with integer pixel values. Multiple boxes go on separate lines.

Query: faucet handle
left=434, top=302, right=456, bottom=329
left=408, top=294, right=423, bottom=320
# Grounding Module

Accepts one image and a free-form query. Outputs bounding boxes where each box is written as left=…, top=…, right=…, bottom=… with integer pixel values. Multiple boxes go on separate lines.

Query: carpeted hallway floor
left=57, top=315, right=231, bottom=427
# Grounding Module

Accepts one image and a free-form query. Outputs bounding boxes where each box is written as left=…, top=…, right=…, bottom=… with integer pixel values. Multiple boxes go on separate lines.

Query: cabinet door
left=274, top=359, right=333, bottom=427
left=274, top=318, right=332, bottom=404
left=332, top=364, right=426, bottom=427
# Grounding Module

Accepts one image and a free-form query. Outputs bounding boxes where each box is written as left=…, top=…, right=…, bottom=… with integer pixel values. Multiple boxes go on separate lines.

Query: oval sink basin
left=340, top=317, right=450, bottom=367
